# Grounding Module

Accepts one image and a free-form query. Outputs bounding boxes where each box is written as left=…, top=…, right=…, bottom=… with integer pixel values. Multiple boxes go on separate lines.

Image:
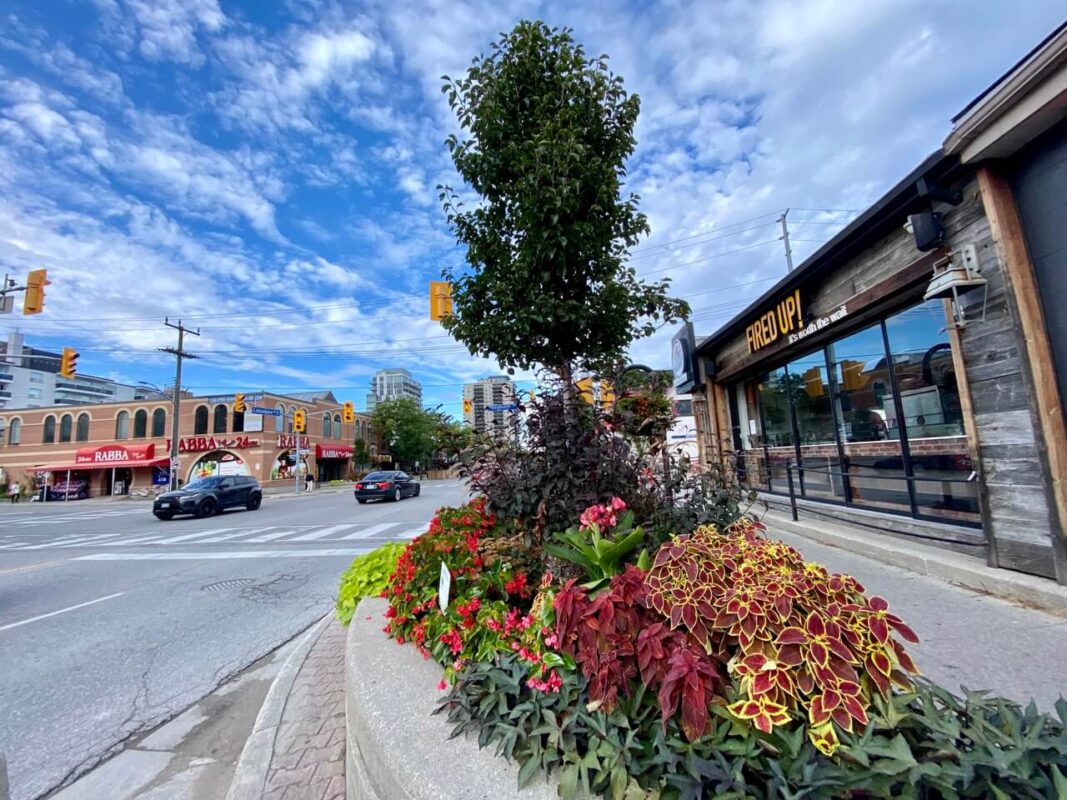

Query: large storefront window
left=885, top=302, right=977, bottom=522
left=730, top=299, right=979, bottom=526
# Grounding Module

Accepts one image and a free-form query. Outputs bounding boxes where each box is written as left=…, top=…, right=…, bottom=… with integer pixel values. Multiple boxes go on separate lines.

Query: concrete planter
left=346, top=597, right=557, bottom=800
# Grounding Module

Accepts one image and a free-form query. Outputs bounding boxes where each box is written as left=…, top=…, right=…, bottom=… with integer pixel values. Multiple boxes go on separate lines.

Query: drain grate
left=201, top=578, right=256, bottom=593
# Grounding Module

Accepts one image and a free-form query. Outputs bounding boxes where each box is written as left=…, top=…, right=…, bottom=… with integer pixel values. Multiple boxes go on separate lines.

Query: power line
left=636, top=238, right=785, bottom=278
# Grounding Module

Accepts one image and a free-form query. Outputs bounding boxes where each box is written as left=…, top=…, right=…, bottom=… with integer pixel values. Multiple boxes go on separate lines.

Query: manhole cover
left=201, top=578, right=256, bottom=592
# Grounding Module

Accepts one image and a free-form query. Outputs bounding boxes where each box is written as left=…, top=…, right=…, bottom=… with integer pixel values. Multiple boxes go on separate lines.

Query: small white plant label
left=438, top=562, right=451, bottom=612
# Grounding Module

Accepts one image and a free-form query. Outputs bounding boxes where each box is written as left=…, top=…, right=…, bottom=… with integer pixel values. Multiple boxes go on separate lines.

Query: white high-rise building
left=463, top=376, right=518, bottom=437
left=0, top=332, right=146, bottom=410
left=365, top=368, right=422, bottom=411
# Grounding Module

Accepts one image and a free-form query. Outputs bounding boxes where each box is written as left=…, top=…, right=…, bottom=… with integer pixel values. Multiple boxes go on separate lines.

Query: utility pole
left=159, top=318, right=200, bottom=490
left=778, top=208, right=795, bottom=273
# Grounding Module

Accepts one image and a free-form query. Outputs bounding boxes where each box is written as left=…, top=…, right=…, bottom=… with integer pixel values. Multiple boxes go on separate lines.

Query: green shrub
left=336, top=542, right=407, bottom=625
left=439, top=657, right=1067, bottom=800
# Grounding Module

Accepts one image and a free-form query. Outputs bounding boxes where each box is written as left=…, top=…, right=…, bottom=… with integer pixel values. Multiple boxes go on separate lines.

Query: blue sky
left=0, top=0, right=1062, bottom=416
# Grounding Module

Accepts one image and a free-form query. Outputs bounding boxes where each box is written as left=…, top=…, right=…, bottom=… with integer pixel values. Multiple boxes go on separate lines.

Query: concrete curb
left=225, top=615, right=332, bottom=800
left=763, top=510, right=1067, bottom=616
left=346, top=597, right=557, bottom=800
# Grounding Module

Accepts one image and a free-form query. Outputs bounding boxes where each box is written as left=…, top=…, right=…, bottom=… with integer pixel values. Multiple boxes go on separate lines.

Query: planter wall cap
left=346, top=597, right=560, bottom=800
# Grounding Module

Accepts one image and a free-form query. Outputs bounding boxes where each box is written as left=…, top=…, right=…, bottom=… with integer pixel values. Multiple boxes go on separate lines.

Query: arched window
left=9, top=418, right=21, bottom=445
left=287, top=406, right=296, bottom=434
left=324, top=413, right=332, bottom=438
left=233, top=408, right=244, bottom=433
left=274, top=405, right=284, bottom=432
left=115, top=410, right=130, bottom=439
left=59, top=414, right=73, bottom=443
left=133, top=409, right=148, bottom=438
left=151, top=408, right=166, bottom=437
left=76, top=413, right=90, bottom=442
left=194, top=405, right=209, bottom=435
left=334, top=413, right=342, bottom=433
left=213, top=405, right=228, bottom=433
left=43, top=415, right=56, bottom=444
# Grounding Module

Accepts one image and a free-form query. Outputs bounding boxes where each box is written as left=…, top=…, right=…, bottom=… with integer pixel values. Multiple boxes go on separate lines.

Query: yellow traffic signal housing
left=23, top=269, right=50, bottom=315
left=294, top=409, right=306, bottom=433
left=430, top=281, right=453, bottom=321
left=577, top=377, right=595, bottom=404
left=59, top=347, right=79, bottom=379
left=234, top=392, right=246, bottom=413
left=342, top=401, right=355, bottom=423
left=462, top=398, right=473, bottom=415
left=599, top=380, right=615, bottom=408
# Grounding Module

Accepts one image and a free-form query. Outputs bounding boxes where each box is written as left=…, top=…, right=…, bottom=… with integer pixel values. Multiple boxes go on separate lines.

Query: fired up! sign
left=745, top=289, right=804, bottom=355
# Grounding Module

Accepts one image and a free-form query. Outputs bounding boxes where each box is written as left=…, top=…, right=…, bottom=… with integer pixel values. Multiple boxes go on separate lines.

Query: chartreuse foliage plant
left=336, top=542, right=407, bottom=625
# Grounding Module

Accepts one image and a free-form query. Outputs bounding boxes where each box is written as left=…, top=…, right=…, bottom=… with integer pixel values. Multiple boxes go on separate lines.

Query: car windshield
left=184, top=477, right=223, bottom=491
left=363, top=472, right=392, bottom=481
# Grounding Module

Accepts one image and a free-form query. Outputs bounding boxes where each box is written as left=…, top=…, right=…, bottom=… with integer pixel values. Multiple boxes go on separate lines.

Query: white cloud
left=119, top=0, right=226, bottom=66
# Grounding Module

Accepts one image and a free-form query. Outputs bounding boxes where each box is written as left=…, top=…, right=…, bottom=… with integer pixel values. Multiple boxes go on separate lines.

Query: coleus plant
left=645, top=518, right=920, bottom=754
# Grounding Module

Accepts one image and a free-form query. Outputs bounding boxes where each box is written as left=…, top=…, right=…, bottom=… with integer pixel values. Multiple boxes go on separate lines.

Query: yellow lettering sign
left=745, top=289, right=803, bottom=354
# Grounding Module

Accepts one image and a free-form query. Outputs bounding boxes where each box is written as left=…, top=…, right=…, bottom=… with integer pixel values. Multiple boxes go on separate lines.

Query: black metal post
left=786, top=461, right=799, bottom=521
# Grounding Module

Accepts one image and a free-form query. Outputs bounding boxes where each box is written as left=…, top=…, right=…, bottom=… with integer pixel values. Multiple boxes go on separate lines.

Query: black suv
left=153, top=475, right=262, bottom=520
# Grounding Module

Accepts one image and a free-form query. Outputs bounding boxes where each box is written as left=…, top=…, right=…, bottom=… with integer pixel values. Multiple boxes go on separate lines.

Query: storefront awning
left=316, top=444, right=353, bottom=460
left=37, top=443, right=168, bottom=472
left=38, top=458, right=169, bottom=472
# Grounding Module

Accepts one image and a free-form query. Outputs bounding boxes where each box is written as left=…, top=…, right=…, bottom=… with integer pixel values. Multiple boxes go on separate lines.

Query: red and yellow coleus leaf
left=728, top=695, right=792, bottom=733
left=809, top=722, right=840, bottom=756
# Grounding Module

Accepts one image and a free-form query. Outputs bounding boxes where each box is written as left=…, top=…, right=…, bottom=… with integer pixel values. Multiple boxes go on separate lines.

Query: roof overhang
left=944, top=23, right=1067, bottom=162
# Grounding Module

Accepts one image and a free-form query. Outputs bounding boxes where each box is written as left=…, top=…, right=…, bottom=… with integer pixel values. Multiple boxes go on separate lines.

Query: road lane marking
left=110, top=528, right=233, bottom=546
left=242, top=528, right=301, bottom=543
left=19, top=533, right=124, bottom=549
left=0, top=558, right=73, bottom=576
left=74, top=550, right=370, bottom=561
left=340, top=523, right=397, bottom=540
left=286, top=525, right=355, bottom=542
left=0, top=591, right=126, bottom=632
left=184, top=529, right=250, bottom=543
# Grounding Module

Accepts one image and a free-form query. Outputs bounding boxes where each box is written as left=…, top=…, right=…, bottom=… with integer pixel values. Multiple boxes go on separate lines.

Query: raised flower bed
left=340, top=497, right=1067, bottom=799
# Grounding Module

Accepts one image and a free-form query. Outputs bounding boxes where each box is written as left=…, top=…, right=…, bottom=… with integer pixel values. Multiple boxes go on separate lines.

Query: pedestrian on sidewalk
left=304, top=471, right=315, bottom=492
left=8, top=482, right=20, bottom=503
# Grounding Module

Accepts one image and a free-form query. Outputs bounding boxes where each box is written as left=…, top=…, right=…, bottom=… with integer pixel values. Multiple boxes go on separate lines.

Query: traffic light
left=293, top=408, right=306, bottom=433
left=599, top=380, right=615, bottom=408
left=577, top=377, right=595, bottom=404
left=23, top=269, right=50, bottom=315
left=59, top=347, right=79, bottom=379
left=462, top=398, right=473, bottom=415
left=342, top=401, right=355, bottom=423
left=429, top=281, right=453, bottom=321
left=234, top=392, right=246, bottom=413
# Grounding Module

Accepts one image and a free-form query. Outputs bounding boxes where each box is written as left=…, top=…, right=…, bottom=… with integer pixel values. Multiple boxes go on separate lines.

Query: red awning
left=316, top=444, right=354, bottom=460
left=38, top=458, right=168, bottom=472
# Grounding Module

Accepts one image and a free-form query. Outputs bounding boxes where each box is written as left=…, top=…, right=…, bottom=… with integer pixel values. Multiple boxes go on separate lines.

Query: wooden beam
left=941, top=297, right=999, bottom=567
left=978, top=165, right=1067, bottom=583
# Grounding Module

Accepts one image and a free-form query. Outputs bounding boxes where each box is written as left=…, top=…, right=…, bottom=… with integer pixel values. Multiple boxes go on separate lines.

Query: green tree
left=439, top=21, right=688, bottom=380
left=371, top=398, right=436, bottom=469
left=352, top=438, right=371, bottom=471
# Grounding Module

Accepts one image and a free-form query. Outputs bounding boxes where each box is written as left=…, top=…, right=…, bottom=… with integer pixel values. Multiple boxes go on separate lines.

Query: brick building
left=0, top=391, right=375, bottom=499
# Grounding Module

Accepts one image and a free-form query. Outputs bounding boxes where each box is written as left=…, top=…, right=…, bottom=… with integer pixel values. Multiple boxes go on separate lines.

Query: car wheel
left=198, top=497, right=218, bottom=517
left=357, top=498, right=367, bottom=504
left=393, top=487, right=402, bottom=502
left=246, top=493, right=262, bottom=511
left=414, top=484, right=421, bottom=497
left=154, top=512, right=174, bottom=521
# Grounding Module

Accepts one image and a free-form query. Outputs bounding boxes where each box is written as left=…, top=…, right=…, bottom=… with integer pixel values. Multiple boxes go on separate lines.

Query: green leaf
left=517, top=754, right=541, bottom=787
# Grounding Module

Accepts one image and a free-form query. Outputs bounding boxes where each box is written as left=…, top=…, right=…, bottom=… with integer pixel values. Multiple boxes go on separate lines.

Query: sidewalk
left=226, top=617, right=347, bottom=800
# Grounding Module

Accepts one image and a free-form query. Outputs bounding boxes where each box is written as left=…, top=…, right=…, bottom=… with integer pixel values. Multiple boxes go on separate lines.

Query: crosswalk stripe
left=146, top=529, right=238, bottom=545
left=286, top=525, right=356, bottom=542
left=243, top=528, right=301, bottom=543
left=192, top=530, right=254, bottom=543
left=20, top=533, right=123, bottom=549
left=74, top=548, right=372, bottom=561
left=340, top=523, right=398, bottom=540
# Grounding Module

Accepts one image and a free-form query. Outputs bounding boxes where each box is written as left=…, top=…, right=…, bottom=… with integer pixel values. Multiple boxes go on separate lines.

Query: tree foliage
left=371, top=398, right=437, bottom=469
left=439, top=20, right=688, bottom=375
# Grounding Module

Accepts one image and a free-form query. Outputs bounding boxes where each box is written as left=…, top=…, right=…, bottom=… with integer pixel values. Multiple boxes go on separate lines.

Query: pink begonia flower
left=611, top=497, right=626, bottom=511
left=437, top=679, right=448, bottom=690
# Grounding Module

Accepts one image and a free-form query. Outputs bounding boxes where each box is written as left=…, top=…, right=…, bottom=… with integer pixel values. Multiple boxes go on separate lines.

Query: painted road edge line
left=0, top=591, right=126, bottom=633
left=225, top=615, right=332, bottom=800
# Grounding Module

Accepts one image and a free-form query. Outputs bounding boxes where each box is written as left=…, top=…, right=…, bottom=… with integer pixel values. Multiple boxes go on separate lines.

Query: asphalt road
left=0, top=480, right=470, bottom=800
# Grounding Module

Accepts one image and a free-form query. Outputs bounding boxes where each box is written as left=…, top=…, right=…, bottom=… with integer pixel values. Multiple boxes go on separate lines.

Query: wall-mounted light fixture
left=923, top=244, right=988, bottom=328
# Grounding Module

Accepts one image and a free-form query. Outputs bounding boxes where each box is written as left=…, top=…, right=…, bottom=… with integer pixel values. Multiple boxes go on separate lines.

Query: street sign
left=250, top=406, right=281, bottom=417
left=486, top=403, right=519, bottom=412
